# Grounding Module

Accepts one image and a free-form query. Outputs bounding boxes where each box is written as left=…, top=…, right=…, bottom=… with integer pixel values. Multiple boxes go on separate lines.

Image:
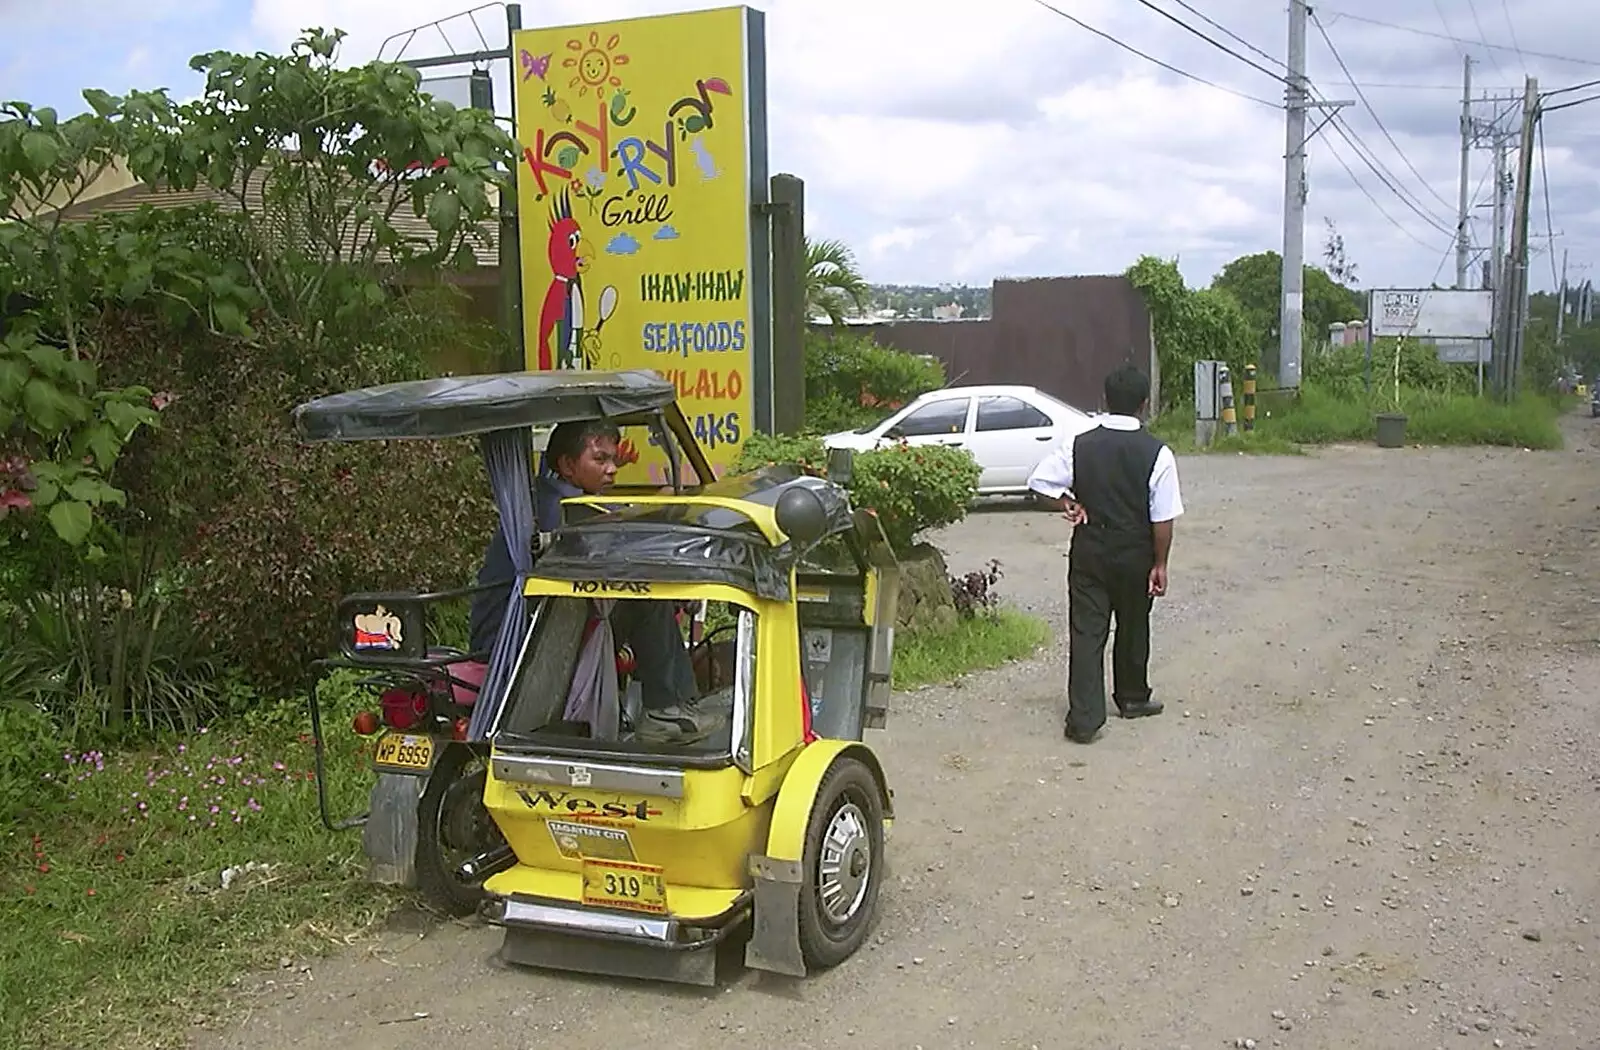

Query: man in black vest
left=1027, top=365, right=1184, bottom=744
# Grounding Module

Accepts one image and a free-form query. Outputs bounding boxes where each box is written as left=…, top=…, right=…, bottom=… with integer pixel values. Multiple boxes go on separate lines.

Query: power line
left=1498, top=0, right=1528, bottom=73
left=1462, top=0, right=1508, bottom=81
left=1323, top=109, right=1456, bottom=236
left=1026, top=0, right=1279, bottom=107
left=1317, top=8, right=1600, bottom=68
left=1163, top=0, right=1287, bottom=71
left=1544, top=77, right=1600, bottom=99
left=1126, top=0, right=1290, bottom=85
left=1311, top=12, right=1454, bottom=212
left=1321, top=134, right=1451, bottom=254
left=1542, top=92, right=1600, bottom=115
left=1536, top=118, right=1559, bottom=289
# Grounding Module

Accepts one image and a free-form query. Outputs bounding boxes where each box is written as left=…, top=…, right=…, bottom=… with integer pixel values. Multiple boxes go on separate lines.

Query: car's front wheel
left=797, top=757, right=886, bottom=970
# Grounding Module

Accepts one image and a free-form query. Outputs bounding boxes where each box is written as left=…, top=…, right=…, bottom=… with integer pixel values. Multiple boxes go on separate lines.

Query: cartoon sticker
left=804, top=628, right=833, bottom=664
left=352, top=605, right=403, bottom=650
left=547, top=819, right=636, bottom=861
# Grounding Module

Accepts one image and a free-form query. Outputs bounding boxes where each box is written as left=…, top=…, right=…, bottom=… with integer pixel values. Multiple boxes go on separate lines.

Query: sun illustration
left=563, top=31, right=629, bottom=98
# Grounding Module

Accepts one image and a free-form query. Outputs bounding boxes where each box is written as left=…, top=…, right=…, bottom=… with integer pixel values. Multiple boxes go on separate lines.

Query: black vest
left=1069, top=424, right=1164, bottom=565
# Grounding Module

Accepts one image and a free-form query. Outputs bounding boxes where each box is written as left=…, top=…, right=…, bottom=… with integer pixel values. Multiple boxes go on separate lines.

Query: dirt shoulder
left=190, top=419, right=1600, bottom=1050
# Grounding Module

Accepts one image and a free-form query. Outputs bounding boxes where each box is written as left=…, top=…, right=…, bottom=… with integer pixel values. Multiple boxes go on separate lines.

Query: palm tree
left=804, top=237, right=869, bottom=325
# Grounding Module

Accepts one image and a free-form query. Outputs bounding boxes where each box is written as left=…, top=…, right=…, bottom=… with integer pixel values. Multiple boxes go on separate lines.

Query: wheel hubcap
left=818, top=801, right=871, bottom=925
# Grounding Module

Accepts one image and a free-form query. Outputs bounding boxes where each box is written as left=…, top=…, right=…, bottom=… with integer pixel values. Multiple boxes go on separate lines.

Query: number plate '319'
left=581, top=858, right=668, bottom=915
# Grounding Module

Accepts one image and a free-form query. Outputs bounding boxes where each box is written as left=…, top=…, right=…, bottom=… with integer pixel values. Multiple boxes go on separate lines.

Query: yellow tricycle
left=479, top=463, right=900, bottom=985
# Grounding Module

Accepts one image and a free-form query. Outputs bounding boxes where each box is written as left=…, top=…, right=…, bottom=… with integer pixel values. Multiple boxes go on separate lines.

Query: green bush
left=736, top=432, right=981, bottom=552
left=1126, top=256, right=1256, bottom=411
left=176, top=366, right=493, bottom=694
left=93, top=298, right=500, bottom=695
left=0, top=699, right=65, bottom=827
left=802, top=330, right=945, bottom=433
left=0, top=557, right=227, bottom=739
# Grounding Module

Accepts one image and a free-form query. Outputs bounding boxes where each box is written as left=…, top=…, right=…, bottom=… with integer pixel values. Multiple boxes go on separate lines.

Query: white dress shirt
left=1026, top=414, right=1185, bottom=524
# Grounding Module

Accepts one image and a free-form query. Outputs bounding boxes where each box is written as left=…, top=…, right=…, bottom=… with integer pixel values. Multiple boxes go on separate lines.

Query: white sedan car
left=823, top=385, right=1099, bottom=497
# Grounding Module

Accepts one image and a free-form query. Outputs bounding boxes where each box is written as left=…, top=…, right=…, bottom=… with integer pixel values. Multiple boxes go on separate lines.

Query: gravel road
left=192, top=417, right=1600, bottom=1050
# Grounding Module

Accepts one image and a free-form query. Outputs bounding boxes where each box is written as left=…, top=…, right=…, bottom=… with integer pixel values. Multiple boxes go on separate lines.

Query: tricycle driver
left=468, top=420, right=722, bottom=744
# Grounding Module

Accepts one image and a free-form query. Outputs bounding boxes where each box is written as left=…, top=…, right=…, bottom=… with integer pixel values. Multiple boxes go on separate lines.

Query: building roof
left=34, top=163, right=499, bottom=269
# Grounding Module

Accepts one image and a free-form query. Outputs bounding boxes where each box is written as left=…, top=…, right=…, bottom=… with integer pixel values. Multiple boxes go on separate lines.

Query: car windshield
left=1030, top=389, right=1093, bottom=418
left=498, top=596, right=752, bottom=759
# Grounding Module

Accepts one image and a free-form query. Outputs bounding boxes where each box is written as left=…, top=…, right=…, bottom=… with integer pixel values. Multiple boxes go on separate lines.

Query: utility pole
left=1455, top=55, right=1472, bottom=289
left=1277, top=0, right=1350, bottom=391
left=1498, top=76, right=1539, bottom=399
left=1276, top=0, right=1309, bottom=390
left=1556, top=248, right=1569, bottom=345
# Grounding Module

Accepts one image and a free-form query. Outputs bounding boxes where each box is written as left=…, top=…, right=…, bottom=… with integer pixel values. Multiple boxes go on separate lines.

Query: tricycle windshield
left=496, top=595, right=753, bottom=761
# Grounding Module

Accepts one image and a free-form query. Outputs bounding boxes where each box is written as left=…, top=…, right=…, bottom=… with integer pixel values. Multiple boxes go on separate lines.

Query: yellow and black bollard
left=1242, top=364, right=1257, bottom=432
left=1219, top=365, right=1237, bottom=436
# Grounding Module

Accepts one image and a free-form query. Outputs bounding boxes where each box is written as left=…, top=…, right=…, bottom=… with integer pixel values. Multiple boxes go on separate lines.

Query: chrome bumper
left=485, top=892, right=752, bottom=986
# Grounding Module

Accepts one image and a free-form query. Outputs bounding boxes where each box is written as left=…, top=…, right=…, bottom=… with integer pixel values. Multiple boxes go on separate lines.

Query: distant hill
left=864, top=283, right=991, bottom=321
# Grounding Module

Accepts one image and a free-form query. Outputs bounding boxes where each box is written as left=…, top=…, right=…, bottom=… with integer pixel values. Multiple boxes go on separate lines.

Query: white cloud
left=220, top=0, right=1599, bottom=292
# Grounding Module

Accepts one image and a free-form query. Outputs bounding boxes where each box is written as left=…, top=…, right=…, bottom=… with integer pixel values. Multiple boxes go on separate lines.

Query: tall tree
left=804, top=236, right=869, bottom=325
left=1322, top=217, right=1359, bottom=287
left=1210, top=250, right=1364, bottom=363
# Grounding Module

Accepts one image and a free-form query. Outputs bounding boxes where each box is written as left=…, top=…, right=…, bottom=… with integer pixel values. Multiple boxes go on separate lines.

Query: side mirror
left=883, top=425, right=904, bottom=440
left=826, top=446, right=854, bottom=487
left=775, top=485, right=829, bottom=544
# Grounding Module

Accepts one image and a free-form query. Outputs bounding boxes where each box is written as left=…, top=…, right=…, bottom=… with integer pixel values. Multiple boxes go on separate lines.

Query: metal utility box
left=1194, top=360, right=1227, bottom=448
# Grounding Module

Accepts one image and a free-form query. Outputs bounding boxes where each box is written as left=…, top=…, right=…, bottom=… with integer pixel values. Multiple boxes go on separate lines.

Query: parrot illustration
left=536, top=191, right=593, bottom=371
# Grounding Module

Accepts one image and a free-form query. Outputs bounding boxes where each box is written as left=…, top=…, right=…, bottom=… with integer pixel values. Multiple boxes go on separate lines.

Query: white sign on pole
left=1370, top=288, right=1493, bottom=339
left=1433, top=339, right=1488, bottom=365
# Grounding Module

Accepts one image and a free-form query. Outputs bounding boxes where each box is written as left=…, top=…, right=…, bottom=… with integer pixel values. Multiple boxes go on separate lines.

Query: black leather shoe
left=1116, top=699, right=1164, bottom=719
left=1064, top=724, right=1100, bottom=744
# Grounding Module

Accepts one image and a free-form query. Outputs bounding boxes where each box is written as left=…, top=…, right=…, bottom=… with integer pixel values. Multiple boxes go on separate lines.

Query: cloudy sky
left=2, top=0, right=1595, bottom=293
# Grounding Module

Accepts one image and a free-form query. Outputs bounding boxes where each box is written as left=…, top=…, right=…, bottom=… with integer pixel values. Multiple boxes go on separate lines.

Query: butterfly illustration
left=520, top=50, right=552, bottom=81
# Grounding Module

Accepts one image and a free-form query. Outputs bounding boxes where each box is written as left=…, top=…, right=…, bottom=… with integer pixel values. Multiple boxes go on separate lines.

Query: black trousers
left=609, top=601, right=696, bottom=712
left=1066, top=547, right=1154, bottom=737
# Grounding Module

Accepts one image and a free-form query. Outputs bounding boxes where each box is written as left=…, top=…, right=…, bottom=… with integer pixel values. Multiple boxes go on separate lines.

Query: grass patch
left=1, top=689, right=398, bottom=1050
left=1152, top=420, right=1304, bottom=456
left=1156, top=383, right=1566, bottom=452
left=893, top=608, right=1052, bottom=689
left=2, top=602, right=1052, bottom=1048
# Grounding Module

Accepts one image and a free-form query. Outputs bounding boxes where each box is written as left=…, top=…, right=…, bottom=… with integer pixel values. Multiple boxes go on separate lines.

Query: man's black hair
left=545, top=418, right=622, bottom=471
left=1104, top=365, right=1151, bottom=416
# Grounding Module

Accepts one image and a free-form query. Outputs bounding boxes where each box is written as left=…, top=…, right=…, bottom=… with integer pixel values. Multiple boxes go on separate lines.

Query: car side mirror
left=884, top=425, right=904, bottom=440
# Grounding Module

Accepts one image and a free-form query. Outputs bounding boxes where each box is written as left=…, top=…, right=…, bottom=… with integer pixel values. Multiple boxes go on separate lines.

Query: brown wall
left=815, top=275, right=1157, bottom=412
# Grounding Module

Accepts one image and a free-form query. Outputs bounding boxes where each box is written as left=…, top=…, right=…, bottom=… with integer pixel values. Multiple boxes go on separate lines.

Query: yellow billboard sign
left=512, top=5, right=769, bottom=484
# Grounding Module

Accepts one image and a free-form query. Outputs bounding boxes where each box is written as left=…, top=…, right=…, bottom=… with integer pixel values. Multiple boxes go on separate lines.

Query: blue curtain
left=465, top=427, right=537, bottom=741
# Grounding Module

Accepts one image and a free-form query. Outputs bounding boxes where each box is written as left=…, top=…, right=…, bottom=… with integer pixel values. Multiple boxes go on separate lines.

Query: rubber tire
left=415, top=743, right=495, bottom=917
left=797, top=757, right=886, bottom=970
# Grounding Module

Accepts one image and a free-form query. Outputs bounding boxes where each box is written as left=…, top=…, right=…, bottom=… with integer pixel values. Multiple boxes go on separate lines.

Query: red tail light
left=380, top=688, right=427, bottom=731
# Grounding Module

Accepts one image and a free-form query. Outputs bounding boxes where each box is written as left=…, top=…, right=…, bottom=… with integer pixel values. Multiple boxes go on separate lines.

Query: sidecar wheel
left=415, top=744, right=500, bottom=917
left=797, top=757, right=885, bottom=970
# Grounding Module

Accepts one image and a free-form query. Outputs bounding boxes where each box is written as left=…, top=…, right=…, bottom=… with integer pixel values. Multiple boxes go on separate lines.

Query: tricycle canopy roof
left=292, top=369, right=678, bottom=442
